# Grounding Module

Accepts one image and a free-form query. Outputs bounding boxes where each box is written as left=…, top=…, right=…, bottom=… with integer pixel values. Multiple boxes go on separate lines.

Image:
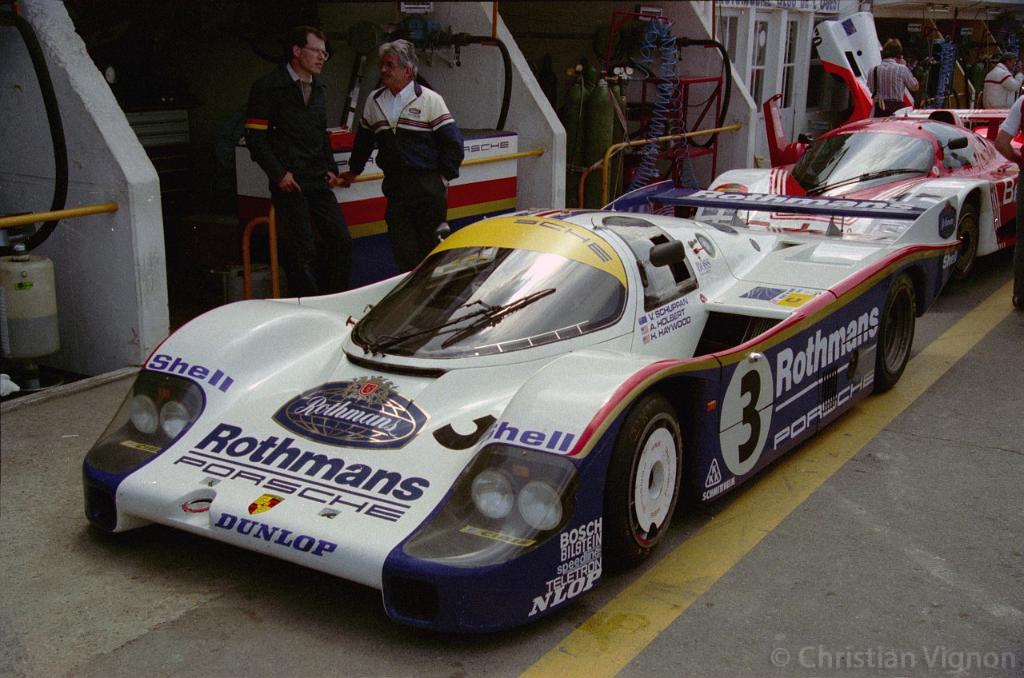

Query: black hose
left=675, top=37, right=731, bottom=149
left=436, top=34, right=512, bottom=130
left=0, top=9, right=68, bottom=255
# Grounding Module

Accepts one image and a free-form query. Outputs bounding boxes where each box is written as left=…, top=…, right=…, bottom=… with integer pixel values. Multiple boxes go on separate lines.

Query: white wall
left=671, top=2, right=758, bottom=181
left=498, top=1, right=757, bottom=191
left=422, top=2, right=564, bottom=209
left=0, top=0, right=167, bottom=375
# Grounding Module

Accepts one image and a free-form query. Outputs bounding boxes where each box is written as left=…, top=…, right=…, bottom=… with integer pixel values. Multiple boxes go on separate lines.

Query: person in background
left=983, top=51, right=1023, bottom=110
left=993, top=94, right=1024, bottom=310
left=868, top=38, right=919, bottom=117
left=338, top=39, right=464, bottom=273
left=245, top=25, right=351, bottom=296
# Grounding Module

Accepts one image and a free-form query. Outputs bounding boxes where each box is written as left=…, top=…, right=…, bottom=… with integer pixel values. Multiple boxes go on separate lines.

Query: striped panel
left=244, top=118, right=269, bottom=130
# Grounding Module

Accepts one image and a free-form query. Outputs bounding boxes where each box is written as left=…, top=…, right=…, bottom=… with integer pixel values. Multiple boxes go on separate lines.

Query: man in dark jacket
left=338, top=39, right=464, bottom=272
left=245, top=25, right=351, bottom=296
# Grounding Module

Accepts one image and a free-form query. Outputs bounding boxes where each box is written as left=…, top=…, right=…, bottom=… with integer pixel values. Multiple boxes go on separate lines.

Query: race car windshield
left=353, top=246, right=626, bottom=358
left=792, top=132, right=933, bottom=193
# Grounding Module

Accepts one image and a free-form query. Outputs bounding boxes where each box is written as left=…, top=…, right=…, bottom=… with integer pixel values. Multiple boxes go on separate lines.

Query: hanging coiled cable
left=675, top=37, right=732, bottom=149
left=932, top=39, right=956, bottom=108
left=628, top=18, right=678, bottom=191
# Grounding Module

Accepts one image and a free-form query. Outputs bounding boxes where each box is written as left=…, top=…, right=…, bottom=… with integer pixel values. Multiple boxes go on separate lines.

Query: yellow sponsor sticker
left=119, top=440, right=161, bottom=454
left=460, top=525, right=537, bottom=547
left=776, top=291, right=815, bottom=307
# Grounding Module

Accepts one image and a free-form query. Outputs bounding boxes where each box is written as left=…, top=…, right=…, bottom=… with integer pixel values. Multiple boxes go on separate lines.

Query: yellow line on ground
left=523, top=281, right=1014, bottom=678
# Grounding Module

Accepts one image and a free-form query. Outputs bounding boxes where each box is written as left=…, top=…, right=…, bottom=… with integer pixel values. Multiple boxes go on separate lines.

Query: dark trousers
left=382, top=172, right=448, bottom=273
left=271, top=182, right=351, bottom=297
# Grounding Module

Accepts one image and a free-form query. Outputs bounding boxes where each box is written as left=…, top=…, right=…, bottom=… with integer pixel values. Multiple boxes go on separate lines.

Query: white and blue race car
left=83, top=186, right=960, bottom=632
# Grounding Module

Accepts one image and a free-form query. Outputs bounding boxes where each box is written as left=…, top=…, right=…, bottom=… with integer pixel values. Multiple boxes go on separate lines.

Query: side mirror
left=946, top=136, right=969, bottom=150
left=435, top=222, right=451, bottom=242
left=649, top=240, right=687, bottom=267
left=797, top=133, right=815, bottom=144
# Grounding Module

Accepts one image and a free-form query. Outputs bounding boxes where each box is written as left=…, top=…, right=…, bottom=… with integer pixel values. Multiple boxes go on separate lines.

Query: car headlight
left=160, top=399, right=192, bottom=438
left=130, top=395, right=159, bottom=434
left=84, top=371, right=205, bottom=475
left=471, top=469, right=515, bottom=519
left=403, top=444, right=578, bottom=567
left=517, top=480, right=562, bottom=531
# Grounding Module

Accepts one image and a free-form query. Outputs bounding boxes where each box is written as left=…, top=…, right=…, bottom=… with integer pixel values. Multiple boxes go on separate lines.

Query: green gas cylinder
left=583, top=79, right=614, bottom=208
left=563, top=76, right=588, bottom=208
left=968, top=60, right=986, bottom=105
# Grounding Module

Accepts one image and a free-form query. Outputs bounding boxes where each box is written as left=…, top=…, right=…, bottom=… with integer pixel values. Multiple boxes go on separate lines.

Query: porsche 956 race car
left=730, top=103, right=1019, bottom=281
left=83, top=187, right=960, bottom=632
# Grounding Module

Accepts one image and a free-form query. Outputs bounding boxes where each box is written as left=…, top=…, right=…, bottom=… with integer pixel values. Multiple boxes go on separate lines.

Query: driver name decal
left=274, top=378, right=427, bottom=449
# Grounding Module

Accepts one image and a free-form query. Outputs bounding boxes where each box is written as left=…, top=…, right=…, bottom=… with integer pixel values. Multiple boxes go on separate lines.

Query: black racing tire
left=603, top=393, right=683, bottom=570
left=874, top=272, right=916, bottom=393
left=952, top=204, right=979, bottom=280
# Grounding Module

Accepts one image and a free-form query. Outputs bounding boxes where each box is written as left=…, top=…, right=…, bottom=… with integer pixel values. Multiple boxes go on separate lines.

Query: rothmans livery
left=348, top=82, right=462, bottom=180
left=83, top=185, right=960, bottom=632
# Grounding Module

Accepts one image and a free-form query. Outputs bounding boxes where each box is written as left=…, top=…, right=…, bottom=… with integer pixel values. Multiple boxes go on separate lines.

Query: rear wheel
left=952, top=204, right=979, bottom=280
left=874, top=272, right=916, bottom=392
left=604, top=394, right=683, bottom=569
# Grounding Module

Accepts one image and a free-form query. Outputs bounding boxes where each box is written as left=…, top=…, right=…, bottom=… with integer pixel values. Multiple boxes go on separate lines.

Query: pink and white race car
left=716, top=112, right=1019, bottom=279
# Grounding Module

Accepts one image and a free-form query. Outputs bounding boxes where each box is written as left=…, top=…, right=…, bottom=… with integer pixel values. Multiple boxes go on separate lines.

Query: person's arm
left=996, top=98, right=1023, bottom=166
left=435, top=120, right=465, bottom=181
left=903, top=65, right=920, bottom=92
left=244, top=77, right=288, bottom=186
left=428, top=94, right=464, bottom=181
left=337, top=121, right=375, bottom=187
left=323, top=130, right=337, bottom=179
left=1001, top=69, right=1022, bottom=95
left=995, top=130, right=1020, bottom=166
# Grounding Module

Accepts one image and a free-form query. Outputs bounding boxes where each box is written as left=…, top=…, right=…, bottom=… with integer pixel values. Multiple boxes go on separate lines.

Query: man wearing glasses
left=245, top=26, right=351, bottom=296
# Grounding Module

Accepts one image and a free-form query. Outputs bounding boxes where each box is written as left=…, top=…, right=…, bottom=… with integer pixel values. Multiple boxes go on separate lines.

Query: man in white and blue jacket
left=339, top=39, right=464, bottom=272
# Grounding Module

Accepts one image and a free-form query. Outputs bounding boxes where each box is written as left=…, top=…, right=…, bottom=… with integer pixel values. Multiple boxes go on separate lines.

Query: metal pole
left=601, top=123, right=743, bottom=205
left=0, top=202, right=118, bottom=229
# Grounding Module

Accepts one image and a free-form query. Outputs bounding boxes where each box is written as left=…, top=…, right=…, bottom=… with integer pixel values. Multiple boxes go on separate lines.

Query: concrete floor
left=2, top=250, right=1022, bottom=678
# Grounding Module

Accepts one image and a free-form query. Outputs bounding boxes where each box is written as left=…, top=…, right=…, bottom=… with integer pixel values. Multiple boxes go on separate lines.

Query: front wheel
left=874, top=272, right=916, bottom=392
left=603, top=393, right=683, bottom=570
left=952, top=204, right=979, bottom=280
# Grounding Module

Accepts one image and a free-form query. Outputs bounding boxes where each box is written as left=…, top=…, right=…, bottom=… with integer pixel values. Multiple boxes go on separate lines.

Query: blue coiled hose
left=932, top=39, right=956, bottom=107
left=628, top=19, right=678, bottom=191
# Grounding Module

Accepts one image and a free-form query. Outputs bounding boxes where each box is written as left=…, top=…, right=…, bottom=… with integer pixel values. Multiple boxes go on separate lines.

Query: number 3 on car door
left=719, top=354, right=774, bottom=476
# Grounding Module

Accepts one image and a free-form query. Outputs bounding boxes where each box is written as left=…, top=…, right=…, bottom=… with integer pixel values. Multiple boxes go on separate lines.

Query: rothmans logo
left=273, top=378, right=427, bottom=449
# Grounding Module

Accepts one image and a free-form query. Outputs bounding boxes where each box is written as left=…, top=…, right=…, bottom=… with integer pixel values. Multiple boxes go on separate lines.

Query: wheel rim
left=954, top=212, right=979, bottom=278
left=631, top=420, right=678, bottom=545
left=883, top=287, right=913, bottom=373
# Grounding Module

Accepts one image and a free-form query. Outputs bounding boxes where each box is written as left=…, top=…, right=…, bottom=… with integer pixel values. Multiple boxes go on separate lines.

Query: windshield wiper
left=360, top=300, right=495, bottom=355
left=440, top=288, right=556, bottom=348
left=805, top=168, right=925, bottom=196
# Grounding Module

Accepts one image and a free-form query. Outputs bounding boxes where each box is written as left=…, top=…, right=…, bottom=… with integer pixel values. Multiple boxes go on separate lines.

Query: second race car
left=725, top=106, right=1019, bottom=280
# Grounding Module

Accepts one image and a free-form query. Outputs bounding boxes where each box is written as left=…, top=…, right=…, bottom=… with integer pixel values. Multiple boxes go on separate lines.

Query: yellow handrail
left=0, top=202, right=118, bottom=229
left=349, top=148, right=545, bottom=183
left=241, top=208, right=281, bottom=299
left=586, top=123, right=744, bottom=206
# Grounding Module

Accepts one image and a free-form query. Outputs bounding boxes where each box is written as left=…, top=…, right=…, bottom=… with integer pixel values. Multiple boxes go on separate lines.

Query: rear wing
left=654, top=189, right=926, bottom=221
left=607, top=183, right=956, bottom=247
